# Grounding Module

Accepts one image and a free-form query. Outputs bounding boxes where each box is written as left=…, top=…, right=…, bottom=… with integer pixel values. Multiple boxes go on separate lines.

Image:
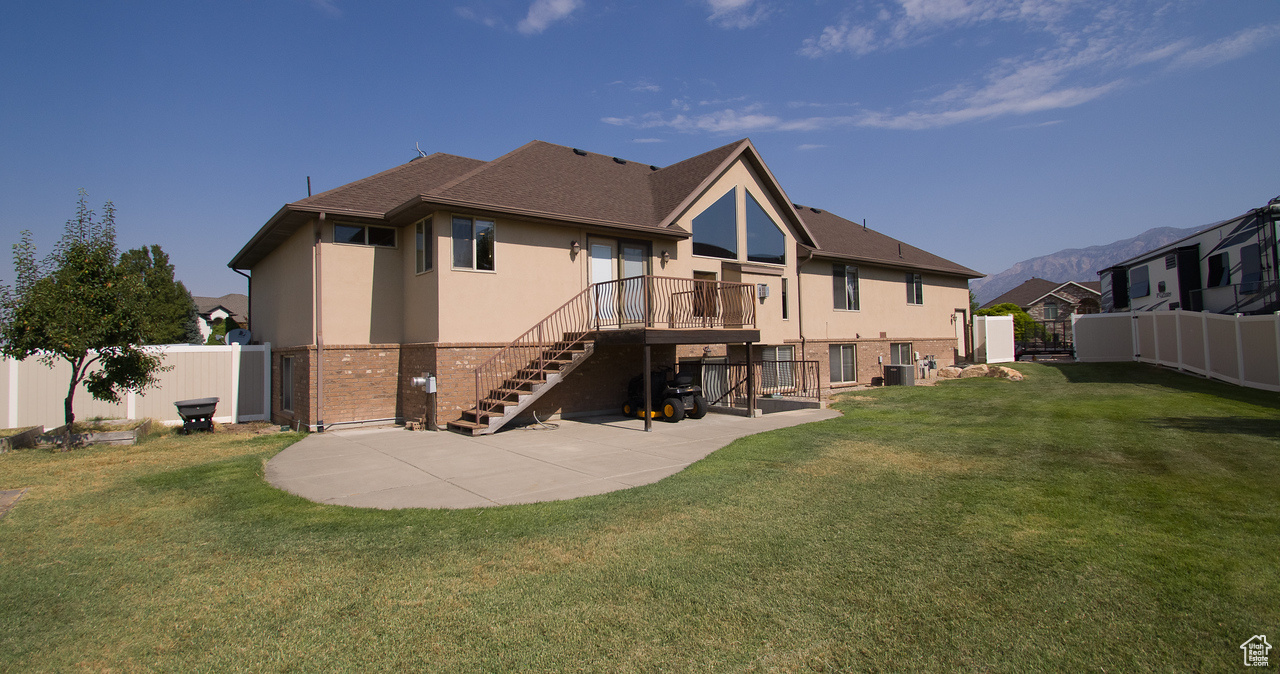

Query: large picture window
left=452, top=216, right=495, bottom=271
left=830, top=344, right=856, bottom=383
left=906, top=273, right=923, bottom=304
left=692, top=189, right=737, bottom=260
left=415, top=218, right=432, bottom=274
left=745, top=192, right=785, bottom=265
left=833, top=264, right=859, bottom=311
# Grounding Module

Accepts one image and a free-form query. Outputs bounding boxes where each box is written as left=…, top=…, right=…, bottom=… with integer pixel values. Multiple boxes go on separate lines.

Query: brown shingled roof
left=298, top=153, right=485, bottom=215
left=230, top=139, right=970, bottom=279
left=796, top=206, right=981, bottom=278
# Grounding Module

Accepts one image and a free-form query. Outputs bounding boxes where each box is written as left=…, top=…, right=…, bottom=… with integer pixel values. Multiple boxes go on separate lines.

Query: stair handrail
left=472, top=283, right=601, bottom=420
left=470, top=275, right=759, bottom=422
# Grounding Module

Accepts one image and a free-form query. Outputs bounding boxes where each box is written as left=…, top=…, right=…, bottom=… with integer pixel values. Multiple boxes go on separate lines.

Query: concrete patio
left=265, top=408, right=841, bottom=509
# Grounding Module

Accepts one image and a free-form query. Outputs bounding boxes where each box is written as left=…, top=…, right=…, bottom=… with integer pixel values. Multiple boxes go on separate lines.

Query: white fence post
left=1235, top=314, right=1246, bottom=386
left=7, top=358, right=17, bottom=428
left=230, top=343, right=242, bottom=424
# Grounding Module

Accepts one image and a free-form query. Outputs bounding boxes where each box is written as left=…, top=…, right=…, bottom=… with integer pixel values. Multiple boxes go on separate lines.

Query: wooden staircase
left=447, top=333, right=595, bottom=435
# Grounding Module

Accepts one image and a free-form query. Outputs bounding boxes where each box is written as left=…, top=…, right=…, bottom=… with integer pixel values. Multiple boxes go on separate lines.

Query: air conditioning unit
left=882, top=364, right=915, bottom=386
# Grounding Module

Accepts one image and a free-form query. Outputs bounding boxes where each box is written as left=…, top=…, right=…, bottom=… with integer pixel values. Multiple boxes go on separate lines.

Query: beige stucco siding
left=436, top=216, right=589, bottom=343
left=800, top=258, right=968, bottom=341
left=403, top=213, right=440, bottom=344
left=250, top=225, right=315, bottom=348
left=319, top=222, right=404, bottom=345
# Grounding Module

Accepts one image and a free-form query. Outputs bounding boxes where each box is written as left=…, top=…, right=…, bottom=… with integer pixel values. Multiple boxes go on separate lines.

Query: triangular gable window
left=745, top=192, right=785, bottom=265
left=693, top=189, right=737, bottom=260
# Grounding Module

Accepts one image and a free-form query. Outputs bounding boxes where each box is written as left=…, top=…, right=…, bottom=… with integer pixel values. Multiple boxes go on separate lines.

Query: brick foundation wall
left=272, top=347, right=313, bottom=428
left=320, top=345, right=401, bottom=424
left=269, top=334, right=962, bottom=430
left=799, top=337, right=959, bottom=394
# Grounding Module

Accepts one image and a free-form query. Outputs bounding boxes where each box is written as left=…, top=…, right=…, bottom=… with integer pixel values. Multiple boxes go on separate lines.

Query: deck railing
left=702, top=360, right=821, bottom=408
left=472, top=276, right=758, bottom=422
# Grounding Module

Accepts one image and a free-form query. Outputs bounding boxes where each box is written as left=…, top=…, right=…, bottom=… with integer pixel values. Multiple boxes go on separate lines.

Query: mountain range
left=970, top=224, right=1208, bottom=306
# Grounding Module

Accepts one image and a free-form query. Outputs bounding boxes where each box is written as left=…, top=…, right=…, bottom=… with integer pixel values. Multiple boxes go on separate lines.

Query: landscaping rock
left=959, top=364, right=989, bottom=378
left=936, top=366, right=963, bottom=379
left=990, top=366, right=1025, bottom=381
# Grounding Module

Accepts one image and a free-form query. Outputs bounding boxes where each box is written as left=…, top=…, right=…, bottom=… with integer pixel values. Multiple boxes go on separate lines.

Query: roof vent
left=612, top=157, right=627, bottom=165
left=810, top=207, right=822, bottom=214
left=649, top=165, right=659, bottom=171
left=792, top=203, right=801, bottom=210
left=572, top=148, right=587, bottom=156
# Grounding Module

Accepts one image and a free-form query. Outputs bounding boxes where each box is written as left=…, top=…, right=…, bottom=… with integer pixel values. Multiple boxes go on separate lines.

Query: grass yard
left=1, top=362, right=1277, bottom=671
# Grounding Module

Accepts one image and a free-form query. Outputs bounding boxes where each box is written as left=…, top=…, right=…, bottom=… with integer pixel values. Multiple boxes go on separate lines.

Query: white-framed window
left=415, top=217, right=432, bottom=274
left=281, top=356, right=294, bottom=412
left=452, top=215, right=495, bottom=271
left=1043, top=301, right=1059, bottom=320
left=906, top=273, right=923, bottom=305
left=333, top=223, right=396, bottom=248
left=833, top=264, right=859, bottom=311
left=830, top=344, right=856, bottom=383
left=890, top=342, right=913, bottom=365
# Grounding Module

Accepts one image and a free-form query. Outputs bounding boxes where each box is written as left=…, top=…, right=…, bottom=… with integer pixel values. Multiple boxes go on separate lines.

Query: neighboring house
left=193, top=293, right=249, bottom=343
left=980, top=277, right=1101, bottom=320
left=229, top=138, right=980, bottom=433
left=1099, top=197, right=1280, bottom=314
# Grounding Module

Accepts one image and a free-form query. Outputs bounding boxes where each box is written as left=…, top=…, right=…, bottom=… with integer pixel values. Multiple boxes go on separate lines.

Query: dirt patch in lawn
left=0, top=488, right=28, bottom=519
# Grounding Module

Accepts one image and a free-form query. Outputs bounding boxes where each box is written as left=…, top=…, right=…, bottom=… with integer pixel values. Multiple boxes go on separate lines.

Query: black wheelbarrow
left=174, top=397, right=219, bottom=434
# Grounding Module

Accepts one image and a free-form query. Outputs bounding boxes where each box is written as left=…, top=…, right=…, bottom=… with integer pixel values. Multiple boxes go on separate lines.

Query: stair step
left=446, top=419, right=488, bottom=436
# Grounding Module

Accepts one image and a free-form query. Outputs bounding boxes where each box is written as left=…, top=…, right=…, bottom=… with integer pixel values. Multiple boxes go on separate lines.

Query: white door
left=591, top=241, right=618, bottom=327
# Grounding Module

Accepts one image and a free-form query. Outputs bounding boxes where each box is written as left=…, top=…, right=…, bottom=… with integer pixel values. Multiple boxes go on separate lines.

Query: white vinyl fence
left=973, top=315, right=1015, bottom=364
left=1073, top=311, right=1280, bottom=392
left=1, top=344, right=271, bottom=429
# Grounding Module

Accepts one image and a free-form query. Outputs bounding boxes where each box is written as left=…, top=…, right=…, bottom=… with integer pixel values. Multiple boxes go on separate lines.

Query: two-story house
left=229, top=138, right=980, bottom=433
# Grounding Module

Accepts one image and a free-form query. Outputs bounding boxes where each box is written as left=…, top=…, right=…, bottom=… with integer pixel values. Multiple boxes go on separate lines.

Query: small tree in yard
left=0, top=191, right=166, bottom=449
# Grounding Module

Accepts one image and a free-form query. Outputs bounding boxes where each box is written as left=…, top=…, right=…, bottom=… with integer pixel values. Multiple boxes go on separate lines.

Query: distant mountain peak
left=970, top=224, right=1208, bottom=306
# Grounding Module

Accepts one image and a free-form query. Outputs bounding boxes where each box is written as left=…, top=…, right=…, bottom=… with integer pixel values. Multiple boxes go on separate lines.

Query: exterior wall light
left=661, top=250, right=670, bottom=266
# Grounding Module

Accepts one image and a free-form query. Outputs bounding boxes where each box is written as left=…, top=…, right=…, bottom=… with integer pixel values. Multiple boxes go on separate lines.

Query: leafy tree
left=204, top=316, right=241, bottom=345
left=976, top=302, right=1041, bottom=341
left=119, top=244, right=200, bottom=344
left=0, top=191, right=166, bottom=448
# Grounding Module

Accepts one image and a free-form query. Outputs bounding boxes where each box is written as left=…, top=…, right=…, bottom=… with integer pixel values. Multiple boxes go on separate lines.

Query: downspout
left=796, top=246, right=814, bottom=359
left=232, top=268, right=251, bottom=334
left=314, top=213, right=325, bottom=432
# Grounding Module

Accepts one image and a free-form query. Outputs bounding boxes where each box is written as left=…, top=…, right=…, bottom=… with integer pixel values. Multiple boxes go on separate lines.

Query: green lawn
left=1, top=363, right=1276, bottom=671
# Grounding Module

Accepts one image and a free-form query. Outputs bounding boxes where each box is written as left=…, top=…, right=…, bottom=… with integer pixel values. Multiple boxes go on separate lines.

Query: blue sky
left=2, top=0, right=1277, bottom=297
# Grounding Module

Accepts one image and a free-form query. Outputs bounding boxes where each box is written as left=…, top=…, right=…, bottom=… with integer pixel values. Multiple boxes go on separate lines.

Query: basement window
left=334, top=223, right=397, bottom=248
left=281, top=356, right=294, bottom=412
left=830, top=344, right=856, bottom=383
